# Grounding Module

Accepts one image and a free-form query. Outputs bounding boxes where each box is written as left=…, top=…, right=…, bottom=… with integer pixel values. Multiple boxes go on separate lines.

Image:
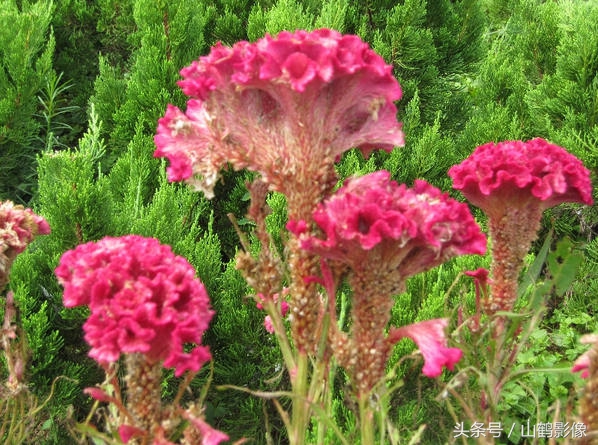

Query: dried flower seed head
left=55, top=235, right=213, bottom=377
left=154, top=29, right=404, bottom=198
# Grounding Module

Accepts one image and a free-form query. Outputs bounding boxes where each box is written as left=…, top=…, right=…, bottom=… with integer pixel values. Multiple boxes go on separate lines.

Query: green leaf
left=546, top=237, right=584, bottom=296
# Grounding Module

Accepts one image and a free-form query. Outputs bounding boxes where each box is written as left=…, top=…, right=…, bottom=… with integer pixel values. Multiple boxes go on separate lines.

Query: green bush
left=2, top=0, right=596, bottom=443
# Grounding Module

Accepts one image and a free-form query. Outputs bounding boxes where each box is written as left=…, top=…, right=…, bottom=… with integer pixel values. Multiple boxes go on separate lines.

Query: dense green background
left=1, top=0, right=597, bottom=443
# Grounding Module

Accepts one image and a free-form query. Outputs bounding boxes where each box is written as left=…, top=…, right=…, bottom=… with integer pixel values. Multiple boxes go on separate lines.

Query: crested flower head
left=289, top=170, right=486, bottom=277
left=55, top=235, right=213, bottom=377
left=154, top=29, right=404, bottom=198
left=448, top=138, right=593, bottom=219
left=388, top=318, right=463, bottom=378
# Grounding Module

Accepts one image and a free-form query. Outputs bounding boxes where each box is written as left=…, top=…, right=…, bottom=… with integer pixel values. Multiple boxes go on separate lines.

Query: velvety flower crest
left=55, top=235, right=213, bottom=376
left=288, top=170, right=487, bottom=275
left=154, top=29, right=404, bottom=197
left=388, top=319, right=463, bottom=378
left=448, top=138, right=593, bottom=217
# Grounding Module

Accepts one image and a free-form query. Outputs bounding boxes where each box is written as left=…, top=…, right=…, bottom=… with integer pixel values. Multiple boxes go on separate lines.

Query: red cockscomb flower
left=55, top=235, right=213, bottom=377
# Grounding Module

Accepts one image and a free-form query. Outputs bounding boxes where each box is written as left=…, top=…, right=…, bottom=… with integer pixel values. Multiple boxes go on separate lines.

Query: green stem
left=289, top=351, right=310, bottom=445
left=358, top=394, right=375, bottom=445
left=264, top=299, right=296, bottom=373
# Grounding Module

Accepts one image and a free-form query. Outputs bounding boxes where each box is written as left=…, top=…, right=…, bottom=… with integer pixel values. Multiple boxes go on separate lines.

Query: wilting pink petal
left=83, top=387, right=113, bottom=402
left=118, top=424, right=145, bottom=443
left=572, top=352, right=591, bottom=379
left=55, top=235, right=214, bottom=376
left=572, top=334, right=598, bottom=379
left=389, top=319, right=463, bottom=378
left=185, top=414, right=229, bottom=445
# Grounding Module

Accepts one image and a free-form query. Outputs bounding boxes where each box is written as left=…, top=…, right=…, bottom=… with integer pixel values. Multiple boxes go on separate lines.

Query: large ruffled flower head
left=55, top=235, right=213, bottom=377
left=448, top=138, right=593, bottom=218
left=289, top=170, right=487, bottom=277
left=154, top=29, right=404, bottom=198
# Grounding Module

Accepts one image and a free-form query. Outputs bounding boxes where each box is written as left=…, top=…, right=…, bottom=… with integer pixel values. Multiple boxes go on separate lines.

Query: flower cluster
left=55, top=235, right=213, bottom=377
left=0, top=201, right=51, bottom=286
left=154, top=29, right=404, bottom=198
left=448, top=138, right=593, bottom=218
left=290, top=170, right=487, bottom=277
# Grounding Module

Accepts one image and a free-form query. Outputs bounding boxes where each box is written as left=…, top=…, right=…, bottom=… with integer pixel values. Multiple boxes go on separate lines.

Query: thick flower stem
left=125, top=354, right=163, bottom=437
left=486, top=207, right=542, bottom=316
left=350, top=264, right=400, bottom=399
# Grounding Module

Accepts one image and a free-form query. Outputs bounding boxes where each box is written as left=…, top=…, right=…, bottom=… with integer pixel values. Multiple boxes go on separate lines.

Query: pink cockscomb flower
left=289, top=170, right=487, bottom=277
left=0, top=200, right=50, bottom=289
left=448, top=138, right=593, bottom=219
left=449, top=139, right=593, bottom=314
left=288, top=171, right=483, bottom=395
left=388, top=319, right=463, bottom=378
left=55, top=235, right=213, bottom=377
left=154, top=29, right=404, bottom=201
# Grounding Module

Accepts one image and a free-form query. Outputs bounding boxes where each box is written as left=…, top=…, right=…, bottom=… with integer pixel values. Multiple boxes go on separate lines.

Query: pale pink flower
left=154, top=29, right=404, bottom=198
left=388, top=319, right=463, bottom=377
left=263, top=316, right=275, bottom=334
left=0, top=201, right=50, bottom=283
left=55, top=235, right=213, bottom=377
left=255, top=289, right=290, bottom=334
left=289, top=170, right=487, bottom=277
left=448, top=138, right=593, bottom=219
